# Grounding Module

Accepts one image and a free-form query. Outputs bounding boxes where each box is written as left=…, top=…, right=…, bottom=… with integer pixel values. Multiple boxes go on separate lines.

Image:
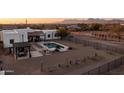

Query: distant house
left=2, top=25, right=17, bottom=30
left=67, top=25, right=81, bottom=29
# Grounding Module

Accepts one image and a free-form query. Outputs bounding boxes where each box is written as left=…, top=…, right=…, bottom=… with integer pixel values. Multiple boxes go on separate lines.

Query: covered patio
left=28, top=31, right=45, bottom=42
left=13, top=42, right=31, bottom=60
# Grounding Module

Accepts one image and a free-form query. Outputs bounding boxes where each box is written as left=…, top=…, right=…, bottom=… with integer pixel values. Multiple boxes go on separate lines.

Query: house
left=0, top=28, right=60, bottom=48
left=67, top=25, right=81, bottom=31
left=67, top=25, right=81, bottom=29
left=2, top=25, right=17, bottom=30
left=0, top=28, right=60, bottom=59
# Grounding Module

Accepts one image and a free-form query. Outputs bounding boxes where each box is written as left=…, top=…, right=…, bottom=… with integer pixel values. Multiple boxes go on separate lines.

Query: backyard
left=0, top=40, right=122, bottom=75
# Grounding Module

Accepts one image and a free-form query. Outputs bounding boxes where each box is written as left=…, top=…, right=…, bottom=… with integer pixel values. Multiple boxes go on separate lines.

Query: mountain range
left=55, top=18, right=124, bottom=24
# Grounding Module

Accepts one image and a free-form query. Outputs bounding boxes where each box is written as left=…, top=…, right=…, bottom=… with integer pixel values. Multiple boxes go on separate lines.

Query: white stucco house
left=0, top=28, right=60, bottom=48
left=0, top=30, right=28, bottom=48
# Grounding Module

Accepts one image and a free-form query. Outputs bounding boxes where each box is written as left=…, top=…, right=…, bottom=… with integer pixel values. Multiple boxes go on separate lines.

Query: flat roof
left=14, top=28, right=34, bottom=33
left=13, top=42, right=31, bottom=48
left=28, top=31, right=45, bottom=36
left=41, top=29, right=57, bottom=33
left=3, top=30, right=18, bottom=34
left=2, top=29, right=58, bottom=35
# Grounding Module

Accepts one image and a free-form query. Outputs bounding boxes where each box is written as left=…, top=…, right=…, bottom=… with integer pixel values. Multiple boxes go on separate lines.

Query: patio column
left=15, top=47, right=18, bottom=60
left=9, top=47, right=11, bottom=54
left=29, top=46, right=31, bottom=58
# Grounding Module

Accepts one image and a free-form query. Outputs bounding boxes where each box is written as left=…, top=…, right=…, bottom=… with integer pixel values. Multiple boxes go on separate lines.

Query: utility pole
left=26, top=18, right=27, bottom=25
left=25, top=18, right=28, bottom=28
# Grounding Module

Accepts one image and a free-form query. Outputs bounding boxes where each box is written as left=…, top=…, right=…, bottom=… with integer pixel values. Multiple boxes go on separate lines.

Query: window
left=10, top=39, right=14, bottom=44
left=54, top=33, right=58, bottom=37
left=22, top=34, right=24, bottom=42
left=48, top=34, right=51, bottom=38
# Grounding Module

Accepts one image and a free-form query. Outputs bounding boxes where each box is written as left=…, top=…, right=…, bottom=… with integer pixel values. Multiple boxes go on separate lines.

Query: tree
left=30, top=24, right=45, bottom=29
left=90, top=23, right=103, bottom=31
left=77, top=23, right=89, bottom=31
left=120, top=25, right=124, bottom=32
left=57, top=27, right=70, bottom=40
left=109, top=24, right=123, bottom=42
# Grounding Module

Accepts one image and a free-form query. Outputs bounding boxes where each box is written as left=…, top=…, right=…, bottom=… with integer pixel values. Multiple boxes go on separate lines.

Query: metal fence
left=66, top=36, right=124, bottom=74
left=67, top=36, right=124, bottom=54
left=82, top=56, right=124, bottom=75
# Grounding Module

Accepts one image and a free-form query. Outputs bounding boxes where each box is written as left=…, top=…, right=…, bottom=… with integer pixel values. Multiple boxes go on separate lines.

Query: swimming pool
left=38, top=42, right=69, bottom=52
left=44, top=43, right=64, bottom=49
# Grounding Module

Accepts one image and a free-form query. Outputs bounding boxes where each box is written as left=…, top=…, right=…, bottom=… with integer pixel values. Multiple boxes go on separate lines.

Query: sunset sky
left=0, top=18, right=65, bottom=24
left=0, top=18, right=122, bottom=24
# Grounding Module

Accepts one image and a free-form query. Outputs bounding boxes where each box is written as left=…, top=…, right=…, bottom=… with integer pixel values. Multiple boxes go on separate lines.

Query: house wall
left=2, top=31, right=28, bottom=48
left=18, top=32, right=28, bottom=42
left=3, top=32, right=19, bottom=48
left=1, top=29, right=60, bottom=48
left=45, top=31, right=53, bottom=40
left=43, top=30, right=60, bottom=40
left=52, top=31, right=60, bottom=39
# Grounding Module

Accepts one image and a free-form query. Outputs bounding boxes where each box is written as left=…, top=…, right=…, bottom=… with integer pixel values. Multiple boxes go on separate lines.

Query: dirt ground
left=0, top=40, right=121, bottom=75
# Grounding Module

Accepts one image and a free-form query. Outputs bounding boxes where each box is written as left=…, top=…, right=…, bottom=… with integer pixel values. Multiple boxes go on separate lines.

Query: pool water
left=44, top=43, right=64, bottom=49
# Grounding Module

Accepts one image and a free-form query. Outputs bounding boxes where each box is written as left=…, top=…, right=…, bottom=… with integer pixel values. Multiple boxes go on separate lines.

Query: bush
left=57, top=27, right=70, bottom=40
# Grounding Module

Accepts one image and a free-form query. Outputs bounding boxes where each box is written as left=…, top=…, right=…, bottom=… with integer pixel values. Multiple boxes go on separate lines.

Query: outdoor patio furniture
left=57, top=64, right=65, bottom=68
left=68, top=47, right=73, bottom=50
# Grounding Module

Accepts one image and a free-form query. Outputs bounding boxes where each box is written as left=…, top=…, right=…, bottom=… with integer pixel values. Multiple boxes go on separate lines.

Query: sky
left=0, top=18, right=65, bottom=24
left=0, top=18, right=123, bottom=24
